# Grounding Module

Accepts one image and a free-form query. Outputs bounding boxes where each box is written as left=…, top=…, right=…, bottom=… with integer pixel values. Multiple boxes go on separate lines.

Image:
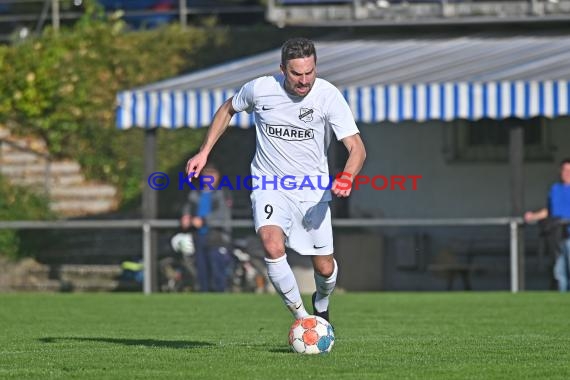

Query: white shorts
left=251, top=190, right=333, bottom=256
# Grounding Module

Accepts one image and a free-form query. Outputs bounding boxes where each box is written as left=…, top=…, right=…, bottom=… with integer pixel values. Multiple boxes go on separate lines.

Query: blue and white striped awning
left=116, top=35, right=570, bottom=129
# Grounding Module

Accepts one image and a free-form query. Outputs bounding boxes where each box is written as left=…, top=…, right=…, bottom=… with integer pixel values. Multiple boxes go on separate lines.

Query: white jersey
left=232, top=75, right=360, bottom=202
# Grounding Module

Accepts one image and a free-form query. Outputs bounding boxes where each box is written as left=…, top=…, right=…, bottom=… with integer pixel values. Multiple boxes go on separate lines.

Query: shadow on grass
left=268, top=347, right=293, bottom=354
left=38, top=337, right=214, bottom=349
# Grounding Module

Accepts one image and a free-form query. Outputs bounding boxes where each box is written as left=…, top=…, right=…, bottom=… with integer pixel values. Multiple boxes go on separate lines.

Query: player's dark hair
left=560, top=158, right=570, bottom=167
left=281, top=38, right=316, bottom=67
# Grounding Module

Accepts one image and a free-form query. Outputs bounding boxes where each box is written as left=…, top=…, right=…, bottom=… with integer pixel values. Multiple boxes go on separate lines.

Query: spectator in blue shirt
left=181, top=164, right=233, bottom=292
left=525, top=158, right=570, bottom=292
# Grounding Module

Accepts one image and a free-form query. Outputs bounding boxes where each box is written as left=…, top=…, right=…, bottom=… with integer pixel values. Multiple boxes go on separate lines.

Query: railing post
left=179, top=0, right=187, bottom=28
left=510, top=220, right=519, bottom=293
left=51, top=0, right=60, bottom=32
left=142, top=129, right=158, bottom=293
left=509, top=122, right=525, bottom=291
left=142, top=222, right=152, bottom=295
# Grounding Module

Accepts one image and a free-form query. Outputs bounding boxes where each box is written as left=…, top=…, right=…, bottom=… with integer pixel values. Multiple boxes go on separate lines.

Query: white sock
left=265, top=255, right=309, bottom=319
left=314, top=259, right=338, bottom=313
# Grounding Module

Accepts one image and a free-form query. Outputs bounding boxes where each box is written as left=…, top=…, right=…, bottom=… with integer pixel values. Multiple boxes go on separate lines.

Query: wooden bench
left=428, top=248, right=486, bottom=290
left=428, top=263, right=484, bottom=290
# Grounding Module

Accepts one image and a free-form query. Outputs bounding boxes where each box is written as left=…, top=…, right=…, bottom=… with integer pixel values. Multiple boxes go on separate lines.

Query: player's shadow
left=38, top=337, right=213, bottom=349
left=268, top=347, right=293, bottom=354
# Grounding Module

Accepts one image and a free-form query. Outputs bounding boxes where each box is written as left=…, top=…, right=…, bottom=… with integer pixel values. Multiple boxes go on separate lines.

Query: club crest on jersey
left=298, top=108, right=314, bottom=123
left=265, top=124, right=314, bottom=141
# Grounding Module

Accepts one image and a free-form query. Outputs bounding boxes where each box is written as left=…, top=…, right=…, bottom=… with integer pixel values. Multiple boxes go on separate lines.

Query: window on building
left=443, top=117, right=554, bottom=162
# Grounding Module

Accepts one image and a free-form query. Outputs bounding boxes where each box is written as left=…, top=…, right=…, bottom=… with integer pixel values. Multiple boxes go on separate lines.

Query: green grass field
left=1, top=292, right=569, bottom=379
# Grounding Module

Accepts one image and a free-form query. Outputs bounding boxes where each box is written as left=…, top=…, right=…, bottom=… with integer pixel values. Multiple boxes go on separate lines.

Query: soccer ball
left=288, top=315, right=335, bottom=354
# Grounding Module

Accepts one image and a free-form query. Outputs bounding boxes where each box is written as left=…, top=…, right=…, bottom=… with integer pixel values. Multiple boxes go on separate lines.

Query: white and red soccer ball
left=288, top=315, right=335, bottom=354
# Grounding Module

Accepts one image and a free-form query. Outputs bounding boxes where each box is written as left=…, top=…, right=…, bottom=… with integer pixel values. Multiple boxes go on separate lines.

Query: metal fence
left=0, top=0, right=265, bottom=42
left=2, top=0, right=566, bottom=42
left=0, top=217, right=528, bottom=294
left=267, top=0, right=570, bottom=27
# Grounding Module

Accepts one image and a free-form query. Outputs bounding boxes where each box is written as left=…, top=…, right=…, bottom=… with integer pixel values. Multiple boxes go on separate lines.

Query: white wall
left=350, top=117, right=570, bottom=219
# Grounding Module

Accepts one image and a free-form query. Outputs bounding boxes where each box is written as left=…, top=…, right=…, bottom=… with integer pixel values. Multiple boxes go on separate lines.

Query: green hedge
left=0, top=5, right=328, bottom=209
left=0, top=176, right=54, bottom=259
left=0, top=6, right=226, bottom=205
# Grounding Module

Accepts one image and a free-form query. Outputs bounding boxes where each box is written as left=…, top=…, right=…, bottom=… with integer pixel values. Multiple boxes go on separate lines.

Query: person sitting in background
left=524, top=158, right=570, bottom=292
left=180, top=164, right=232, bottom=292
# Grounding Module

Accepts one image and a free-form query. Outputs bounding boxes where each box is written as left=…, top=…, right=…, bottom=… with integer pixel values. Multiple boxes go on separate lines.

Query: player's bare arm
left=524, top=208, right=549, bottom=223
left=186, top=97, right=236, bottom=177
left=332, top=133, right=366, bottom=198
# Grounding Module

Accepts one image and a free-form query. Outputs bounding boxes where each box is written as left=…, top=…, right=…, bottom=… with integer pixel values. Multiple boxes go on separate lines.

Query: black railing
left=0, top=0, right=265, bottom=42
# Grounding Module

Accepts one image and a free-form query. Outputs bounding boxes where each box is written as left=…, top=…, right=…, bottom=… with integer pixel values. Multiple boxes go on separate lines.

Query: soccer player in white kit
left=186, top=38, right=366, bottom=323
